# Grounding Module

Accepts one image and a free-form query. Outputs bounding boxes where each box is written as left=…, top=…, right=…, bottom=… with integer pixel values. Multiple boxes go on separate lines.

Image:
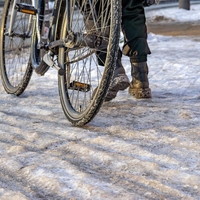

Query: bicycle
left=0, top=0, right=121, bottom=126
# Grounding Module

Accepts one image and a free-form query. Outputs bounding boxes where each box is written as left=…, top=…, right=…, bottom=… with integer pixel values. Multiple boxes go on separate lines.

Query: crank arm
left=42, top=52, right=65, bottom=75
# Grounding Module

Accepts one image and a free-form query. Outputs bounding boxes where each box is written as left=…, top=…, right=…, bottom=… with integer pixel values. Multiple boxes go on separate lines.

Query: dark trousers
left=122, top=0, right=151, bottom=62
left=78, top=0, right=151, bottom=63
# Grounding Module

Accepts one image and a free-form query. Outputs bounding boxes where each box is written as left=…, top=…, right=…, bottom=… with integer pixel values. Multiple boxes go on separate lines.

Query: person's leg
left=104, top=50, right=130, bottom=101
left=79, top=0, right=129, bottom=101
left=122, top=0, right=152, bottom=98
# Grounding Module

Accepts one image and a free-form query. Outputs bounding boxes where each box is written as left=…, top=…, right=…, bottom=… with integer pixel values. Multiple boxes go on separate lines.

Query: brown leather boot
left=129, top=62, right=151, bottom=99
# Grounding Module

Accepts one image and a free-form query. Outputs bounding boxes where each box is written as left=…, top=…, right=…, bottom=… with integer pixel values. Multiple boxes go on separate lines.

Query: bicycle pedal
left=68, top=81, right=91, bottom=92
left=15, top=3, right=37, bottom=15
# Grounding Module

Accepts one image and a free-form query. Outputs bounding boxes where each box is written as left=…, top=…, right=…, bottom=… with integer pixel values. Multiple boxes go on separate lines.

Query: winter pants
left=78, top=0, right=151, bottom=63
left=122, top=0, right=151, bottom=62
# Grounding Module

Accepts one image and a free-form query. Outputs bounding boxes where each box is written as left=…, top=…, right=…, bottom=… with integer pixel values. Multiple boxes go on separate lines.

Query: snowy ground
left=0, top=4, right=200, bottom=200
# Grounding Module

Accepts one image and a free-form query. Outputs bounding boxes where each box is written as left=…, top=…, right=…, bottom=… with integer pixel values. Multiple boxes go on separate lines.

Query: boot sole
left=109, top=75, right=130, bottom=91
left=129, top=87, right=152, bottom=99
left=105, top=75, right=130, bottom=102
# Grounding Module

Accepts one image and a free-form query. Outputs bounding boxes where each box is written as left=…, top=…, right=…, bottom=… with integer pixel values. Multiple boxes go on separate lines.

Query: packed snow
left=0, top=3, right=200, bottom=200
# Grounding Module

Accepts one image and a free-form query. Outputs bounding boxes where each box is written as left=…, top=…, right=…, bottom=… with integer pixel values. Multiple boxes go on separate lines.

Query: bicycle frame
left=6, top=0, right=113, bottom=75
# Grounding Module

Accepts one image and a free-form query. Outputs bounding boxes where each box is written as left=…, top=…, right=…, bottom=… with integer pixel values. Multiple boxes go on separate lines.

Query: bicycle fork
left=7, top=0, right=34, bottom=37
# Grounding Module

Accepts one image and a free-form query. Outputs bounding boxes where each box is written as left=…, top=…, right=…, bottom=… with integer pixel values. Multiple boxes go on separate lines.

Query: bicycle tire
left=0, top=0, right=33, bottom=96
left=58, top=0, right=121, bottom=126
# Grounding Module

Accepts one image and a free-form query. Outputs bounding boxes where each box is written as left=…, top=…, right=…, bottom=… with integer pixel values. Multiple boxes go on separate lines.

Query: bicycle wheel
left=58, top=0, right=121, bottom=126
left=0, top=0, right=33, bottom=96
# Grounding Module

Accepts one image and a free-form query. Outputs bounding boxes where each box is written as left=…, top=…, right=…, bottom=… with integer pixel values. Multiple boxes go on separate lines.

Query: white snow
left=146, top=3, right=200, bottom=22
left=1, top=4, right=200, bottom=200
